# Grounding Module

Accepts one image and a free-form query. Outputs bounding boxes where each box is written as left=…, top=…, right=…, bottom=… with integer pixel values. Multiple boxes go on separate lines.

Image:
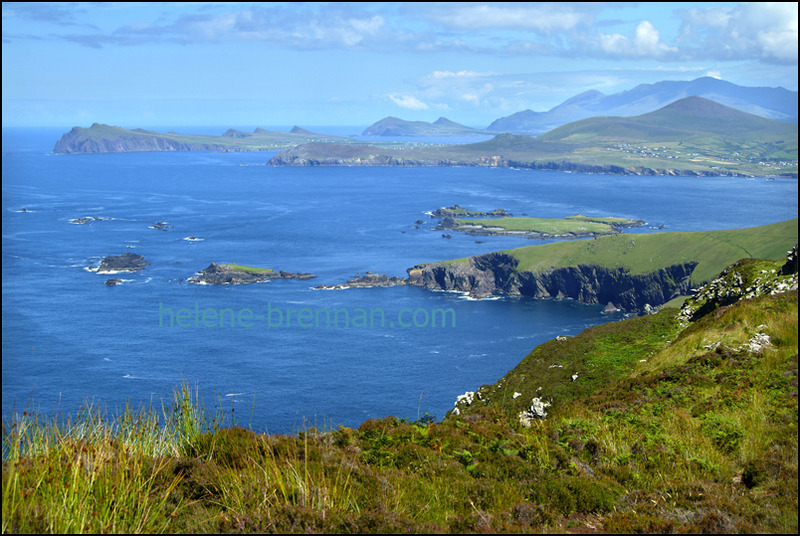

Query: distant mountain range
left=363, top=77, right=798, bottom=136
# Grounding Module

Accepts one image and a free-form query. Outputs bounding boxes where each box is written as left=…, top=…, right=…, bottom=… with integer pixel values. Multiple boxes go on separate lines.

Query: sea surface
left=3, top=127, right=798, bottom=434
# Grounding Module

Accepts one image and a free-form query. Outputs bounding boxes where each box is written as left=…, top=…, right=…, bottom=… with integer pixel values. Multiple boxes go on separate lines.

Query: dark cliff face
left=407, top=253, right=698, bottom=312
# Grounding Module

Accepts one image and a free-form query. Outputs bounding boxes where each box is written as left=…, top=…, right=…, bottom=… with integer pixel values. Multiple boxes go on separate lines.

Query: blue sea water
left=2, top=127, right=797, bottom=434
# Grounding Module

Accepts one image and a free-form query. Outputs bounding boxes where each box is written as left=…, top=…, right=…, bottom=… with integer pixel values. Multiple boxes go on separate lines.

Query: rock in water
left=97, top=253, right=148, bottom=273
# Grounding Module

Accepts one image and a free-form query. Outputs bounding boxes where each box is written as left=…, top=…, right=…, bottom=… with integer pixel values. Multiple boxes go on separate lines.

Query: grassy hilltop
left=3, top=249, right=797, bottom=533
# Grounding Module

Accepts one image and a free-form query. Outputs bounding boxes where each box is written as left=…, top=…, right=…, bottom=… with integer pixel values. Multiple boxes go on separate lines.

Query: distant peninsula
left=188, top=263, right=316, bottom=285
left=53, top=97, right=797, bottom=177
left=53, top=123, right=355, bottom=154
left=269, top=98, right=798, bottom=177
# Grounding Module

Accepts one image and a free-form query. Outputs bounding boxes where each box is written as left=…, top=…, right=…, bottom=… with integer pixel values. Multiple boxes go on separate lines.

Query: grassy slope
left=4, top=263, right=796, bottom=533
left=441, top=218, right=797, bottom=287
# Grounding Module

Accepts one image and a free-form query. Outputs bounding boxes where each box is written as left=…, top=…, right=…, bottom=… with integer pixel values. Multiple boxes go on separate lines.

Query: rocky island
left=314, top=273, right=407, bottom=290
left=71, top=216, right=109, bottom=225
left=188, top=263, right=316, bottom=285
left=95, top=253, right=148, bottom=273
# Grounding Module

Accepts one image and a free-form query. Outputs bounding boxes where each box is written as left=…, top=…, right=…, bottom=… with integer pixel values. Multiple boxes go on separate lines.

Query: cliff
left=406, top=252, right=696, bottom=313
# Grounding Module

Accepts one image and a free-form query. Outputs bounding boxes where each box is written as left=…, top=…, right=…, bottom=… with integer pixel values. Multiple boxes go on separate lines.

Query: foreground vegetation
left=3, top=256, right=797, bottom=533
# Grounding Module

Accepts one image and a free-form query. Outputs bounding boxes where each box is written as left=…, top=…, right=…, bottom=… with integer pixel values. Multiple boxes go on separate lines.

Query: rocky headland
left=405, top=252, right=696, bottom=313
left=188, top=262, right=316, bottom=285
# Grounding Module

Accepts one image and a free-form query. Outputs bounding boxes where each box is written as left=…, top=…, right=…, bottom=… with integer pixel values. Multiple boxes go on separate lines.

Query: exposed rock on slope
left=679, top=245, right=799, bottom=321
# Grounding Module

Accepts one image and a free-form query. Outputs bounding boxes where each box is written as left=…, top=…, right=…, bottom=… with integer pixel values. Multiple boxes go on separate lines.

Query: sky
left=2, top=2, right=798, bottom=129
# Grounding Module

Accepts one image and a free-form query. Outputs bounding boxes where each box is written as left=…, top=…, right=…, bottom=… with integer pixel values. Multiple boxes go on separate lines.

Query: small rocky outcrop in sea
left=71, top=216, right=107, bottom=224
left=188, top=262, right=316, bottom=285
left=97, top=253, right=148, bottom=273
left=314, top=273, right=407, bottom=290
left=105, top=278, right=123, bottom=286
left=149, top=221, right=173, bottom=230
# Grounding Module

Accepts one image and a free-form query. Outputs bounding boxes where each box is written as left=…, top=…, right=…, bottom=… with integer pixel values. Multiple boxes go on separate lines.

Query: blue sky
left=2, top=2, right=798, bottom=129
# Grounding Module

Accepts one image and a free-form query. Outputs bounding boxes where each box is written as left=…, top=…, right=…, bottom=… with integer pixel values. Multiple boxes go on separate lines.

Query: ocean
left=2, top=127, right=797, bottom=434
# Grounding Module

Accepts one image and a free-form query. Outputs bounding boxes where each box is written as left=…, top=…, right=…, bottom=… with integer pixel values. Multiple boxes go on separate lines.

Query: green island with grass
left=4, top=245, right=797, bottom=533
left=187, top=262, right=315, bottom=285
left=442, top=214, right=645, bottom=238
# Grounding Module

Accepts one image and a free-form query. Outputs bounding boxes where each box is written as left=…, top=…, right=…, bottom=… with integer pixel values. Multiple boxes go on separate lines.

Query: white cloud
left=678, top=3, right=798, bottom=64
left=426, top=3, right=596, bottom=34
left=599, top=20, right=677, bottom=58
left=389, top=94, right=429, bottom=110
